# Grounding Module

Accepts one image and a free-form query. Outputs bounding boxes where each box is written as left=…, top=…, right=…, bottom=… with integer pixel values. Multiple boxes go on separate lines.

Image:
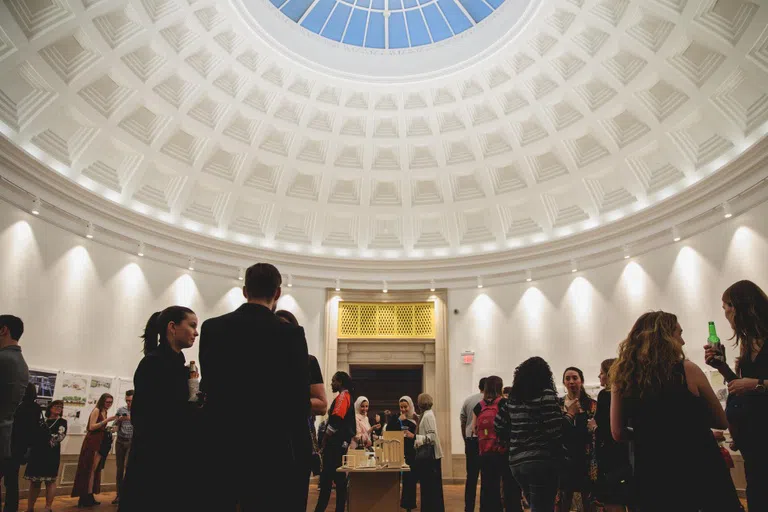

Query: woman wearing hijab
left=351, top=396, right=374, bottom=450
left=387, top=396, right=419, bottom=511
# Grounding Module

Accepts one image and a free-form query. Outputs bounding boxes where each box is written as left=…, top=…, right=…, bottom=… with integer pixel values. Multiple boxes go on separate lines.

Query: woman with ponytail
left=119, top=306, right=198, bottom=512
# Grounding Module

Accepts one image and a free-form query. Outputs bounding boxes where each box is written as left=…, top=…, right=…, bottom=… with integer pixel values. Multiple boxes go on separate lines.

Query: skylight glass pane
left=343, top=9, right=368, bottom=46
left=405, top=10, right=431, bottom=46
left=273, top=0, right=505, bottom=47
left=366, top=11, right=386, bottom=48
left=437, top=0, right=472, bottom=33
left=282, top=0, right=316, bottom=22
left=301, top=0, right=336, bottom=32
left=322, top=3, right=353, bottom=41
left=422, top=3, right=452, bottom=41
left=457, top=0, right=492, bottom=23
left=388, top=11, right=409, bottom=48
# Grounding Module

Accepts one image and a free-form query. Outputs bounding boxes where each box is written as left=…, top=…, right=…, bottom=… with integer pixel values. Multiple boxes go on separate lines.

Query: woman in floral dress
left=25, top=400, right=67, bottom=512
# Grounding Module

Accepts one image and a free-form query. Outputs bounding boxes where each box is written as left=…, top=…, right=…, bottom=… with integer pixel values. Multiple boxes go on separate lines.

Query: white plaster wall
left=0, top=199, right=326, bottom=381
left=447, top=200, right=768, bottom=453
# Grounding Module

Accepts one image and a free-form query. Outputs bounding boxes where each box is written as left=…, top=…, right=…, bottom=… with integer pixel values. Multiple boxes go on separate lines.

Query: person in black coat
left=118, top=306, right=199, bottom=512
left=199, top=263, right=310, bottom=512
left=5, top=383, right=41, bottom=511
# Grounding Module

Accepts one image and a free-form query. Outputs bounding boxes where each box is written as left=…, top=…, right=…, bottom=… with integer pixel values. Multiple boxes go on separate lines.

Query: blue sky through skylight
left=269, top=0, right=505, bottom=49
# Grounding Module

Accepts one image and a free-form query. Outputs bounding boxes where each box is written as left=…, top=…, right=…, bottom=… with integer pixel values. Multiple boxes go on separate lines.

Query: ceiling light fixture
left=571, top=259, right=578, bottom=273
left=430, top=279, right=436, bottom=292
left=382, top=280, right=388, bottom=293
left=723, top=202, right=733, bottom=219
left=672, top=226, right=681, bottom=242
left=477, top=276, right=483, bottom=289
left=187, top=257, right=195, bottom=271
left=137, top=242, right=145, bottom=257
left=31, top=197, right=41, bottom=215
left=238, top=268, right=244, bottom=281
left=287, top=274, right=293, bottom=287
left=525, top=269, right=532, bottom=282
left=85, top=222, right=94, bottom=239
left=335, top=278, right=341, bottom=291
left=623, top=246, right=630, bottom=259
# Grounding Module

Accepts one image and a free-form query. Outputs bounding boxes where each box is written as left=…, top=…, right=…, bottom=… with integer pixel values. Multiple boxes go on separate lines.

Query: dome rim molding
left=2, top=136, right=768, bottom=288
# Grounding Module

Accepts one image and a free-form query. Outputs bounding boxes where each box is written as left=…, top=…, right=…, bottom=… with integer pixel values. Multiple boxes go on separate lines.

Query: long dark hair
left=333, top=371, right=355, bottom=396
left=141, top=306, right=195, bottom=355
left=22, top=382, right=37, bottom=404
left=722, top=280, right=768, bottom=359
left=509, top=357, right=556, bottom=402
left=275, top=309, right=299, bottom=326
left=483, top=375, right=503, bottom=401
left=96, top=393, right=113, bottom=412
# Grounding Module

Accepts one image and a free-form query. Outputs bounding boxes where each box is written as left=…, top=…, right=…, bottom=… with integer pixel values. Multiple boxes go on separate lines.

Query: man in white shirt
left=460, top=377, right=486, bottom=512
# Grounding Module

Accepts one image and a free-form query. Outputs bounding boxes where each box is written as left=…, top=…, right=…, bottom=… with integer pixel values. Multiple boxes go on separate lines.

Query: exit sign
left=461, top=351, right=475, bottom=364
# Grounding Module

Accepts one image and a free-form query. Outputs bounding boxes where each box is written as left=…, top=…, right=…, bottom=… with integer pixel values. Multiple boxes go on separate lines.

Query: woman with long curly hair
left=704, top=280, right=768, bottom=511
left=610, top=311, right=740, bottom=512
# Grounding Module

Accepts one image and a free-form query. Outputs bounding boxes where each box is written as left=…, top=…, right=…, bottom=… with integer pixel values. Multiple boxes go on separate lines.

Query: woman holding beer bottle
left=705, top=280, right=768, bottom=512
left=119, top=306, right=200, bottom=512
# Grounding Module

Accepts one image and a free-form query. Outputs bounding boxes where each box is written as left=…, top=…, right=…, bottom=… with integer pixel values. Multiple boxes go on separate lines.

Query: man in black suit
left=199, top=263, right=310, bottom=511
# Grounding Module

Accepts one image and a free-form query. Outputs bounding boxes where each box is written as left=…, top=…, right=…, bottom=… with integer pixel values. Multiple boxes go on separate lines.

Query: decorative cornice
left=1, top=136, right=768, bottom=288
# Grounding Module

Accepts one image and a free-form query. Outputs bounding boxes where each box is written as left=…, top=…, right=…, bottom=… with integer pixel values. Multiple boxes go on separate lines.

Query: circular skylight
left=270, top=0, right=505, bottom=49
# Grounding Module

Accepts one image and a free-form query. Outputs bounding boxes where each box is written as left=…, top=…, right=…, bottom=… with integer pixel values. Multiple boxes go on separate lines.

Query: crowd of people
left=0, top=268, right=765, bottom=512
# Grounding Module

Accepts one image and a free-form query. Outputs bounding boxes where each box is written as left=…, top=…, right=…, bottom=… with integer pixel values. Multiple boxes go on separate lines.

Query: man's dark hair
left=0, top=315, right=23, bottom=341
left=244, top=263, right=282, bottom=300
left=478, top=377, right=487, bottom=392
left=125, top=389, right=135, bottom=397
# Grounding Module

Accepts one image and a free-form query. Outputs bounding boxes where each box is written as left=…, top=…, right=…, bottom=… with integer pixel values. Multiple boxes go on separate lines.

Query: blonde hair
left=417, top=393, right=434, bottom=411
left=611, top=311, right=685, bottom=399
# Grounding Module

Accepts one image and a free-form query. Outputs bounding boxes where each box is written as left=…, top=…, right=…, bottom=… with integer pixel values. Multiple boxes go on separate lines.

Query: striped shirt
left=494, top=388, right=569, bottom=467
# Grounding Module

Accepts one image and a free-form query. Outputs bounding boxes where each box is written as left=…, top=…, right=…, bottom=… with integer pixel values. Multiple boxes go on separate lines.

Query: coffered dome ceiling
left=0, top=0, right=768, bottom=286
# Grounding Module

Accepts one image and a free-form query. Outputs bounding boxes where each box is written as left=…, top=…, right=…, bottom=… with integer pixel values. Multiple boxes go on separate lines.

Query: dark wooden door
left=349, top=365, right=423, bottom=421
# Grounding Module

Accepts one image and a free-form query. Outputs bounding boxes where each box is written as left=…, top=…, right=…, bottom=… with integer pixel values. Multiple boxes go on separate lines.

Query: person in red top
left=314, top=371, right=355, bottom=512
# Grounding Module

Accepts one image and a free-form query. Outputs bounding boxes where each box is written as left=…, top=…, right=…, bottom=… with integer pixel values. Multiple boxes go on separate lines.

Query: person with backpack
left=473, top=376, right=522, bottom=512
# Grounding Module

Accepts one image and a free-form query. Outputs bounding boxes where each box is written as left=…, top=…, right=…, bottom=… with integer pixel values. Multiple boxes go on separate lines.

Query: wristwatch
left=756, top=379, right=766, bottom=393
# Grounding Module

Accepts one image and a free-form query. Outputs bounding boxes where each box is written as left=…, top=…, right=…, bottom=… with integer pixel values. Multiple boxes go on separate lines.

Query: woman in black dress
left=25, top=400, right=67, bottom=512
left=386, top=396, right=418, bottom=511
left=593, top=359, right=631, bottom=511
left=119, top=306, right=199, bottom=512
left=705, top=280, right=768, bottom=512
left=612, top=311, right=741, bottom=512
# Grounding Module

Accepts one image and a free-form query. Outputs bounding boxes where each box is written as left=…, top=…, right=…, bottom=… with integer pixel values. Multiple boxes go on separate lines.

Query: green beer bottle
left=708, top=321, right=720, bottom=345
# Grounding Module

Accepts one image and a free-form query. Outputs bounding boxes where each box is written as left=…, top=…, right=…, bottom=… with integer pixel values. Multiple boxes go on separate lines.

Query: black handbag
left=414, top=440, right=435, bottom=465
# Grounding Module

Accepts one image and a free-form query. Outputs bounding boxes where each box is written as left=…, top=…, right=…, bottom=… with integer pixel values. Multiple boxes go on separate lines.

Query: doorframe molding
left=322, top=288, right=452, bottom=476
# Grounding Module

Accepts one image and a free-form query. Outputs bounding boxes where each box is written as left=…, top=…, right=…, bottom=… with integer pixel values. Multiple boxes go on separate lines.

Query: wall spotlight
left=430, top=279, right=436, bottom=292
left=31, top=197, right=41, bottom=215
left=85, top=222, right=95, bottom=239
left=672, top=226, right=681, bottom=242
left=335, top=278, right=341, bottom=292
left=623, top=246, right=630, bottom=259
left=571, top=259, right=578, bottom=273
left=137, top=242, right=145, bottom=257
left=525, top=269, right=532, bottom=282
left=238, top=268, right=244, bottom=281
left=382, top=280, right=388, bottom=293
left=187, top=257, right=195, bottom=271
left=723, top=202, right=733, bottom=219
left=287, top=274, right=293, bottom=287
left=477, top=276, right=483, bottom=289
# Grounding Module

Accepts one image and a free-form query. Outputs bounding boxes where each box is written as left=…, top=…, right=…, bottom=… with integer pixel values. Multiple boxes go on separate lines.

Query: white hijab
left=399, top=395, right=418, bottom=421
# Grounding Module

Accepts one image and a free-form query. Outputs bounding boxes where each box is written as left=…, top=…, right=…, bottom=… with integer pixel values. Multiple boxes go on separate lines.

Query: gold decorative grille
left=338, top=302, right=435, bottom=339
